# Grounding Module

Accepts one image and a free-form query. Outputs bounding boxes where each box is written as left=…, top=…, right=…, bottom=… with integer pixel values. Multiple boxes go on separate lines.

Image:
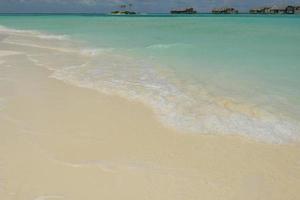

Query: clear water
left=1, top=14, right=300, bottom=143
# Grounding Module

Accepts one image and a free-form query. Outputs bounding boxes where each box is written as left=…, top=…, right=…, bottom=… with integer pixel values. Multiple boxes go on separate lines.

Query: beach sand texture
left=0, top=26, right=300, bottom=200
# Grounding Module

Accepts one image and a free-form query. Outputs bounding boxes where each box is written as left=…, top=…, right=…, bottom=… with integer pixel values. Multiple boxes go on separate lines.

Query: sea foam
left=37, top=34, right=69, bottom=40
left=146, top=43, right=191, bottom=49
left=49, top=53, right=300, bottom=144
left=0, top=25, right=69, bottom=41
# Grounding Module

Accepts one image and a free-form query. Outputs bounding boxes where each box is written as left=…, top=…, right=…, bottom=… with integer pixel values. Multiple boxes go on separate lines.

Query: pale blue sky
left=0, top=0, right=299, bottom=13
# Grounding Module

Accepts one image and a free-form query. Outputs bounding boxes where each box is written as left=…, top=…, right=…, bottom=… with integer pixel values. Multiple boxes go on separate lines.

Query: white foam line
left=37, top=34, right=69, bottom=41
left=0, top=25, right=38, bottom=34
left=0, top=25, right=69, bottom=41
left=2, top=41, right=77, bottom=54
left=146, top=43, right=191, bottom=49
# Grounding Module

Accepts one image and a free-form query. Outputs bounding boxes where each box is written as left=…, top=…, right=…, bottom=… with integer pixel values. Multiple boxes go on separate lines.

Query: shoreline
left=1, top=26, right=300, bottom=199
left=1, top=24, right=299, bottom=144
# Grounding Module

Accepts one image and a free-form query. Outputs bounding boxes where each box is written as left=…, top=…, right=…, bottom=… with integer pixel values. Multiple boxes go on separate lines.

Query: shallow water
left=1, top=14, right=300, bottom=143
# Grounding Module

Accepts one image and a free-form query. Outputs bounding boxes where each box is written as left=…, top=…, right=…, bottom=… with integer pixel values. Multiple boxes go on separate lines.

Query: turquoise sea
left=1, top=14, right=300, bottom=143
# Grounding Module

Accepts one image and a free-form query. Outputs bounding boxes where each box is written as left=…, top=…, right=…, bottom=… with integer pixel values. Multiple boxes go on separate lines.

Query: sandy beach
left=0, top=26, right=300, bottom=200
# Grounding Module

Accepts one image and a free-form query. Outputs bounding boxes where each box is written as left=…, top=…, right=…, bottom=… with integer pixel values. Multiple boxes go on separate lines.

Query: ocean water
left=1, top=14, right=300, bottom=143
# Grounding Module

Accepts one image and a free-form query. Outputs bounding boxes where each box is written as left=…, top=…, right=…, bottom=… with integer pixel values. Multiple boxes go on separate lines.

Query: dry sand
left=0, top=31, right=300, bottom=200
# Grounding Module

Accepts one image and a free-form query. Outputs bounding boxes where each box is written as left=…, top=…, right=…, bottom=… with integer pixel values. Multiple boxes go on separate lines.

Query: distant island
left=109, top=4, right=300, bottom=15
left=210, top=5, right=300, bottom=14
left=249, top=5, right=300, bottom=14
left=212, top=7, right=238, bottom=14
left=111, top=3, right=136, bottom=15
left=170, top=8, right=197, bottom=14
left=111, top=10, right=136, bottom=15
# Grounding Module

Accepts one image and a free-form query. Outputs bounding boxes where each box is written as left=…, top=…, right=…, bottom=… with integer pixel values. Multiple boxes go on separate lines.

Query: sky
left=0, top=0, right=299, bottom=13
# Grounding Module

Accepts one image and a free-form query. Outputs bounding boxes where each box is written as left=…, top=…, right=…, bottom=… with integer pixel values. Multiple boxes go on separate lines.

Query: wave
left=0, top=25, right=38, bottom=34
left=49, top=58, right=300, bottom=144
left=146, top=43, right=191, bottom=49
left=80, top=48, right=115, bottom=56
left=0, top=25, right=69, bottom=41
left=37, top=34, right=69, bottom=40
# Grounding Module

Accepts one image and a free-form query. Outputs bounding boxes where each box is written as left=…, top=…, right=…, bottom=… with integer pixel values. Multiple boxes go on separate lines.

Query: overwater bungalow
left=212, top=7, right=238, bottom=14
left=249, top=7, right=271, bottom=14
left=268, top=5, right=286, bottom=14
left=170, top=8, right=197, bottom=14
left=285, top=6, right=295, bottom=14
left=249, top=8, right=261, bottom=14
left=249, top=5, right=300, bottom=14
